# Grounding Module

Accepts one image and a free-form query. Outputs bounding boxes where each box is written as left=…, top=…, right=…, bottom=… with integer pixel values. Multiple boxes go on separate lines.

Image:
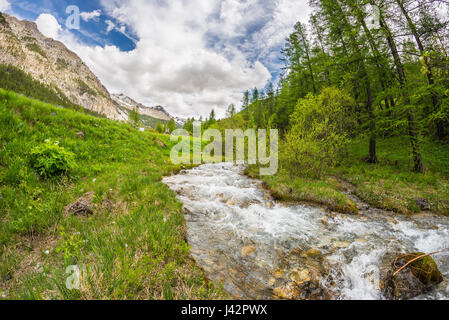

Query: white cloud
left=105, top=20, right=115, bottom=33
left=80, top=9, right=101, bottom=22
left=33, top=1, right=308, bottom=119
left=35, top=13, right=62, bottom=39
left=0, top=0, right=11, bottom=12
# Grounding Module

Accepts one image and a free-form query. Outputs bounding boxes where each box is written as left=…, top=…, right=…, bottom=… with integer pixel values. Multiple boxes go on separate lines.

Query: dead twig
left=392, top=249, right=449, bottom=278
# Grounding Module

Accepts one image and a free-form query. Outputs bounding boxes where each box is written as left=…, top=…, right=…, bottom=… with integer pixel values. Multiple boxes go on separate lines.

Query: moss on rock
left=405, top=253, right=443, bottom=285
left=382, top=252, right=443, bottom=300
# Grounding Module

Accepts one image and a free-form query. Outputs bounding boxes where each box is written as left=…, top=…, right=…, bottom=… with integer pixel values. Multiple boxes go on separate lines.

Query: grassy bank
left=0, top=89, right=223, bottom=299
left=246, top=136, right=449, bottom=216
left=245, top=165, right=359, bottom=214
left=334, top=137, right=449, bottom=215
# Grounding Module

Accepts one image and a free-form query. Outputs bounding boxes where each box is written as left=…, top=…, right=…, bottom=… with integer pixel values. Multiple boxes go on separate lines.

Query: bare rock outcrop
left=0, top=13, right=124, bottom=120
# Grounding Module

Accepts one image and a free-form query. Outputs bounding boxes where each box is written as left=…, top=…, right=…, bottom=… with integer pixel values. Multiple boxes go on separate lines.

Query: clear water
left=163, top=163, right=449, bottom=300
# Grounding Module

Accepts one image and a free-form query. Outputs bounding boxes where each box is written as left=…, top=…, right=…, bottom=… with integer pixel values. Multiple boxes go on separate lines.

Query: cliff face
left=0, top=13, right=125, bottom=120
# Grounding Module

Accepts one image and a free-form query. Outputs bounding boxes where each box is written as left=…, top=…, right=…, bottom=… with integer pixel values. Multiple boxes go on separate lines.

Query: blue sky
left=8, top=0, right=137, bottom=50
left=2, top=0, right=311, bottom=118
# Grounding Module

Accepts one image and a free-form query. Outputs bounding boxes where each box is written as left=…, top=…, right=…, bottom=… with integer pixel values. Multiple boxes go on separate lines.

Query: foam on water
left=163, top=163, right=449, bottom=300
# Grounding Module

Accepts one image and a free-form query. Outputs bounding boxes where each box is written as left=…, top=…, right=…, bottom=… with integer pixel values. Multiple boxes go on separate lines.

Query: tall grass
left=0, top=89, right=223, bottom=300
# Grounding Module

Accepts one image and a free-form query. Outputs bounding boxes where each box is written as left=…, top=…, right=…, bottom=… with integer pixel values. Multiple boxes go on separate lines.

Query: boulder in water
left=382, top=253, right=443, bottom=300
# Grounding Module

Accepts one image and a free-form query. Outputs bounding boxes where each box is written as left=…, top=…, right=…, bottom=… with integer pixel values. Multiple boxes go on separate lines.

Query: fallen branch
left=393, top=248, right=449, bottom=278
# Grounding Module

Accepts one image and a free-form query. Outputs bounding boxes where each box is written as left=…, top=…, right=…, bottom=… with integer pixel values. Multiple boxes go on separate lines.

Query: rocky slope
left=112, top=93, right=186, bottom=128
left=111, top=93, right=172, bottom=121
left=0, top=13, right=124, bottom=120
left=0, top=12, right=185, bottom=126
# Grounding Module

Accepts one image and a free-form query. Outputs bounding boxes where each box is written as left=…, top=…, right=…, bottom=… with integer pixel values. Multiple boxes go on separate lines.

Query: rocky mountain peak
left=0, top=13, right=124, bottom=120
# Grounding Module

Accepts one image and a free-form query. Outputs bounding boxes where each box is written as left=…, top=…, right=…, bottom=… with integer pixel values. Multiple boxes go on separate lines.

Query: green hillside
left=0, top=89, right=222, bottom=299
left=0, top=64, right=103, bottom=118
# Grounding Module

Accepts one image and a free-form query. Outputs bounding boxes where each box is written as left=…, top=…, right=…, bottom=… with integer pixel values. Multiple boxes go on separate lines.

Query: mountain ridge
left=0, top=12, right=125, bottom=120
left=0, top=12, right=183, bottom=126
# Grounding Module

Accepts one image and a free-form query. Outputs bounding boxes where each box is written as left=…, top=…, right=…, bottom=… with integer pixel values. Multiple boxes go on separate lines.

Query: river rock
left=290, top=269, right=311, bottom=284
left=387, top=217, right=398, bottom=225
left=296, top=279, right=332, bottom=300
left=333, top=241, right=351, bottom=248
left=415, top=198, right=430, bottom=211
left=273, top=282, right=299, bottom=299
left=305, top=249, right=322, bottom=258
left=241, top=245, right=256, bottom=257
left=273, top=270, right=283, bottom=279
left=320, top=217, right=329, bottom=226
left=381, top=253, right=443, bottom=300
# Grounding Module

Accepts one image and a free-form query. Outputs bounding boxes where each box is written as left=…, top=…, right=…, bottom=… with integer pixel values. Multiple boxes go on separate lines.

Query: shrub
left=155, top=121, right=164, bottom=134
left=0, top=12, right=9, bottom=28
left=77, top=79, right=97, bottom=96
left=167, top=119, right=177, bottom=133
left=283, top=87, right=355, bottom=178
left=26, top=43, right=47, bottom=58
left=29, top=139, right=76, bottom=178
left=128, top=107, right=141, bottom=128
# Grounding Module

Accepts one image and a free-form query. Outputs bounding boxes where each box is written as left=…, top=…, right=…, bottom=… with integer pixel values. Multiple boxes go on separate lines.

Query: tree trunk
left=335, top=0, right=377, bottom=163
left=394, top=0, right=443, bottom=139
left=378, top=6, right=424, bottom=172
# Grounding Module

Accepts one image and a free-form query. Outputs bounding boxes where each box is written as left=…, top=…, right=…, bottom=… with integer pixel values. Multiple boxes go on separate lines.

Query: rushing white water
left=163, top=163, right=449, bottom=300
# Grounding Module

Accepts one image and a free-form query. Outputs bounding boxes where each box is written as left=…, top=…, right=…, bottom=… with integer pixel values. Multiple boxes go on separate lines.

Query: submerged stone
left=241, top=245, right=255, bottom=257
left=305, top=249, right=322, bottom=258
left=273, top=282, right=299, bottom=299
left=290, top=269, right=311, bottom=284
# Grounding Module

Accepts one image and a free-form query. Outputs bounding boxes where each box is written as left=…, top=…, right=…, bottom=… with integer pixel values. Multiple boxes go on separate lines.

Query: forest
left=187, top=0, right=448, bottom=172
left=182, top=0, right=449, bottom=215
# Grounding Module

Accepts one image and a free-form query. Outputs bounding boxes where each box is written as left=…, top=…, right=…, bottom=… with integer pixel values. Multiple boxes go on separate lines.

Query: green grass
left=333, top=136, right=449, bottom=215
left=245, top=166, right=358, bottom=214
left=246, top=136, right=449, bottom=216
left=0, top=89, right=224, bottom=300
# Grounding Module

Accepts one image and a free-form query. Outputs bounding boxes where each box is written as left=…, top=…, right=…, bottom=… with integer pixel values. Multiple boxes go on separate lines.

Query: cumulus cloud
left=105, top=20, right=115, bottom=33
left=35, top=0, right=309, bottom=119
left=0, top=0, right=11, bottom=12
left=35, top=13, right=62, bottom=39
left=80, top=9, right=101, bottom=22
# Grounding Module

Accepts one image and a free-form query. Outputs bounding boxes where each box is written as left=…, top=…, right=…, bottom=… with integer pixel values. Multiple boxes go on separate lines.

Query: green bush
left=283, top=87, right=354, bottom=178
left=29, top=139, right=76, bottom=178
left=156, top=121, right=164, bottom=133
